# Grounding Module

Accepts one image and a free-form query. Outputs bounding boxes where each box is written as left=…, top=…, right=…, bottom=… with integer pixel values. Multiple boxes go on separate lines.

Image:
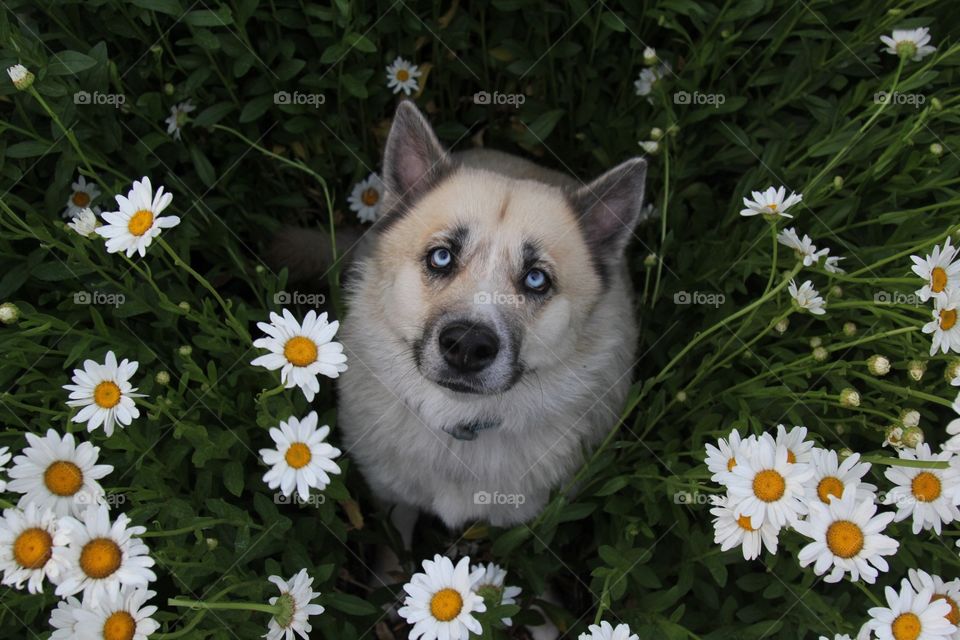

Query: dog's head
left=370, top=101, right=646, bottom=395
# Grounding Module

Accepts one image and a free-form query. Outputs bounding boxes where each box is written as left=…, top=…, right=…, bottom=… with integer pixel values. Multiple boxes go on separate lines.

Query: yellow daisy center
left=396, top=69, right=410, bottom=82
left=94, top=380, right=122, bottom=408
left=891, top=612, right=921, bottom=640
left=912, top=471, right=942, bottom=502
left=752, top=469, right=785, bottom=502
left=726, top=457, right=736, bottom=472
left=736, top=514, right=755, bottom=531
left=13, top=528, right=53, bottom=569
left=816, top=476, right=845, bottom=504
left=72, top=191, right=91, bottom=207
left=825, top=520, right=864, bottom=559
left=932, top=266, right=948, bottom=293
left=430, top=588, right=463, bottom=622
left=80, top=537, right=122, bottom=579
left=103, top=610, right=136, bottom=640
left=284, top=336, right=318, bottom=367
left=940, top=308, right=957, bottom=331
left=933, top=594, right=960, bottom=626
left=285, top=442, right=312, bottom=469
left=44, top=460, right=84, bottom=496
left=361, top=187, right=380, bottom=206
left=127, top=209, right=154, bottom=236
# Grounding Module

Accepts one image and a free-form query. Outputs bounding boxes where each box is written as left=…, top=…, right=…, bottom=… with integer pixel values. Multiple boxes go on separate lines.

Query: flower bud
left=930, top=143, right=944, bottom=157
left=810, top=337, right=822, bottom=348
left=812, top=346, right=829, bottom=362
left=205, top=537, right=219, bottom=550
left=6, top=64, right=34, bottom=91
left=649, top=127, right=664, bottom=141
left=843, top=322, right=856, bottom=337
left=639, top=140, right=659, bottom=154
left=775, top=318, right=790, bottom=335
left=838, top=447, right=854, bottom=461
left=643, top=47, right=658, bottom=66
left=155, top=371, right=171, bottom=386
left=164, top=83, right=175, bottom=96
left=931, top=97, right=943, bottom=112
left=900, top=409, right=920, bottom=428
left=907, top=360, right=926, bottom=382
left=178, top=301, right=191, bottom=312
left=867, top=355, right=890, bottom=376
left=675, top=390, right=688, bottom=403
left=839, top=388, right=860, bottom=407
left=946, top=359, right=960, bottom=383
left=830, top=285, right=843, bottom=298
left=643, top=253, right=657, bottom=267
left=903, top=426, right=924, bottom=449
left=0, top=302, right=20, bottom=325
left=883, top=425, right=904, bottom=449
left=178, top=345, right=193, bottom=357
left=833, top=176, right=844, bottom=190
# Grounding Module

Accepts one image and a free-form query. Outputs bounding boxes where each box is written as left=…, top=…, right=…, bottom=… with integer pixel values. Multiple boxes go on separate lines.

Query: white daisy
left=704, top=429, right=758, bottom=483
left=68, top=207, right=100, bottom=237
left=824, top=255, right=846, bottom=274
left=63, top=351, right=145, bottom=437
left=50, top=595, right=83, bottom=640
left=805, top=448, right=877, bottom=506
left=251, top=309, right=348, bottom=402
left=64, top=176, right=101, bottom=218
left=0, top=504, right=71, bottom=593
left=347, top=172, right=384, bottom=223
left=726, top=436, right=812, bottom=528
left=772, top=424, right=816, bottom=464
left=789, top=279, right=827, bottom=315
left=386, top=57, right=421, bottom=96
left=739, top=186, right=803, bottom=219
left=883, top=443, right=960, bottom=534
left=634, top=62, right=671, bottom=97
left=777, top=228, right=828, bottom=267
left=709, top=495, right=779, bottom=561
left=912, top=238, right=960, bottom=303
left=470, top=562, right=522, bottom=626
left=0, top=446, right=10, bottom=492
left=578, top=621, right=639, bottom=640
left=165, top=100, right=196, bottom=141
left=74, top=586, right=160, bottom=640
left=7, top=63, right=34, bottom=90
left=924, top=290, right=960, bottom=356
left=866, top=578, right=956, bottom=640
left=95, top=176, right=179, bottom=258
left=56, top=504, right=157, bottom=608
left=259, top=411, right=342, bottom=502
left=881, top=27, right=937, bottom=61
left=795, top=488, right=898, bottom=584
left=6, top=429, right=113, bottom=517
left=265, top=568, right=325, bottom=640
left=398, top=555, right=486, bottom=640
left=908, top=569, right=960, bottom=636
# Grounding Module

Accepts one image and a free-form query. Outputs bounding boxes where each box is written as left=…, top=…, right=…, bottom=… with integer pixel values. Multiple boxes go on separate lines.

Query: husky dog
left=337, top=101, right=646, bottom=540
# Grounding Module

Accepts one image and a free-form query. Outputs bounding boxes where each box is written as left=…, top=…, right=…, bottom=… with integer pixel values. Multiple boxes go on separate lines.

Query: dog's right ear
left=382, top=101, right=451, bottom=209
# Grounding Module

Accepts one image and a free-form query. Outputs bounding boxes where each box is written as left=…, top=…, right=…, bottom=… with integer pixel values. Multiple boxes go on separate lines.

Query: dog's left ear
left=569, top=157, right=647, bottom=259
left=382, top=100, right=452, bottom=208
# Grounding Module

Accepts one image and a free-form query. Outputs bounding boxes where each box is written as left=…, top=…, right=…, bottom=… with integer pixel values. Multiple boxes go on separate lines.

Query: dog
left=336, top=101, right=647, bottom=545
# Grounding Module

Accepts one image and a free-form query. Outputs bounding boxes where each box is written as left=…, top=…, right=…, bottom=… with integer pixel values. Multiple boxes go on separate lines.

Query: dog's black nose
left=438, top=322, right=500, bottom=373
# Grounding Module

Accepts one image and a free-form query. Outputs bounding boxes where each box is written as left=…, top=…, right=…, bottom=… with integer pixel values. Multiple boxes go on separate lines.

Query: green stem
left=859, top=454, right=948, bottom=469
left=167, top=599, right=281, bottom=615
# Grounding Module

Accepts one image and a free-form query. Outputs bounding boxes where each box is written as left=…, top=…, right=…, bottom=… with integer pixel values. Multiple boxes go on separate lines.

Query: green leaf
left=222, top=461, right=244, bottom=497
left=47, top=51, right=98, bottom=75
left=190, top=146, right=216, bottom=187
left=130, top=0, right=184, bottom=15
left=184, top=8, right=234, bottom=27
left=323, top=592, right=379, bottom=615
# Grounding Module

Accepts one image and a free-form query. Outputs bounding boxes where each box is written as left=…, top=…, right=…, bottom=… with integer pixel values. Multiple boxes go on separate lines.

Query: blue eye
left=524, top=268, right=549, bottom=292
left=429, top=247, right=453, bottom=270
